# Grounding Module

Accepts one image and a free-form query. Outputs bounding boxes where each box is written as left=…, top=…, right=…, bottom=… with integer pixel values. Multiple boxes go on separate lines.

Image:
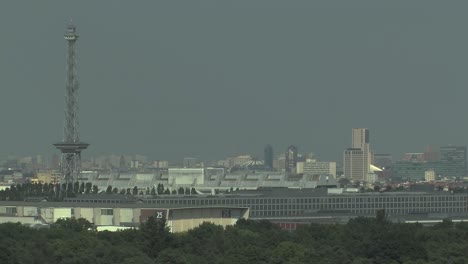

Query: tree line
left=1, top=215, right=468, bottom=263
left=0, top=182, right=198, bottom=201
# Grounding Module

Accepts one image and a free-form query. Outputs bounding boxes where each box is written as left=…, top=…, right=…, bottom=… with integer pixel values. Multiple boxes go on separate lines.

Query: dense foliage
left=0, top=182, right=100, bottom=201
left=2, top=216, right=468, bottom=264
left=0, top=182, right=192, bottom=201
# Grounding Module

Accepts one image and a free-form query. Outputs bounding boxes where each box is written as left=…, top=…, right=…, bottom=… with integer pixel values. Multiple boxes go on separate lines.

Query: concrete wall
left=169, top=207, right=245, bottom=232
left=0, top=203, right=248, bottom=232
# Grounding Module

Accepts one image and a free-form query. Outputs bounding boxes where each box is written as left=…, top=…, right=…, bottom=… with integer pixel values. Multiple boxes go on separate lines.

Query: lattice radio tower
left=54, top=23, right=89, bottom=192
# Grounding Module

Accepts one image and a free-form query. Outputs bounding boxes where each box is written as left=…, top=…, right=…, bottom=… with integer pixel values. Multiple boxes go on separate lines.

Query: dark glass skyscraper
left=440, top=146, right=466, bottom=178
left=264, top=144, right=273, bottom=170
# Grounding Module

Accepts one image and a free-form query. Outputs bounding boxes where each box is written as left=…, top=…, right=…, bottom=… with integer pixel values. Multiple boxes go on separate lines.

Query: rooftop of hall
left=0, top=200, right=249, bottom=210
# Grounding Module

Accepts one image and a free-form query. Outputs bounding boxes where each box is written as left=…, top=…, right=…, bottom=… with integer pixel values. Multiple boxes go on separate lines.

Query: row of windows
left=249, top=207, right=465, bottom=217
left=101, top=209, right=113, bottom=215
left=248, top=202, right=465, bottom=211
left=64, top=195, right=468, bottom=216
left=141, top=196, right=466, bottom=206
left=67, top=195, right=466, bottom=206
left=6, top=207, right=17, bottom=214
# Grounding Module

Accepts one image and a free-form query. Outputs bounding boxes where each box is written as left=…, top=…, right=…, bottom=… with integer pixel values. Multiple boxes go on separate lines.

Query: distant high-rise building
left=344, top=128, right=373, bottom=181
left=273, top=154, right=286, bottom=172
left=393, top=161, right=428, bottom=182
left=425, top=169, right=436, bottom=182
left=285, top=145, right=298, bottom=173
left=352, top=128, right=370, bottom=149
left=344, top=148, right=368, bottom=181
left=403, top=153, right=425, bottom=162
left=34, top=155, right=44, bottom=169
left=373, top=154, right=392, bottom=169
left=424, top=145, right=439, bottom=162
left=153, top=160, right=169, bottom=169
left=50, top=154, right=60, bottom=170
left=302, top=159, right=337, bottom=178
left=440, top=146, right=466, bottom=178
left=119, top=155, right=126, bottom=168
left=183, top=157, right=197, bottom=168
left=227, top=155, right=252, bottom=168
left=264, top=145, right=273, bottom=170
left=373, top=153, right=393, bottom=179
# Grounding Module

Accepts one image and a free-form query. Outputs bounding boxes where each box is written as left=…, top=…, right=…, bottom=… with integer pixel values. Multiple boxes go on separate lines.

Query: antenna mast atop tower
left=54, top=22, right=89, bottom=195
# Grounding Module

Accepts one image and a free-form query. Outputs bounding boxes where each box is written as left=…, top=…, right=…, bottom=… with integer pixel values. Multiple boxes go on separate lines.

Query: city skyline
left=0, top=140, right=462, bottom=166
left=2, top=1, right=468, bottom=161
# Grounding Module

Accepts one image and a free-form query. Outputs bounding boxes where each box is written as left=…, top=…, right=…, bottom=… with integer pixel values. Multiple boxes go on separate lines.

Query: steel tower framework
left=54, top=23, right=89, bottom=191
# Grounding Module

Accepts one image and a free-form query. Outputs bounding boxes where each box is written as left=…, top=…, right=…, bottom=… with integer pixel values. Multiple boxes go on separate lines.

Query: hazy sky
left=1, top=1, right=468, bottom=162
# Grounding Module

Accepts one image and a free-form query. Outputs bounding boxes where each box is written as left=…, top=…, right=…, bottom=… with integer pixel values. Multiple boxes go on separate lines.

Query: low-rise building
left=0, top=200, right=249, bottom=233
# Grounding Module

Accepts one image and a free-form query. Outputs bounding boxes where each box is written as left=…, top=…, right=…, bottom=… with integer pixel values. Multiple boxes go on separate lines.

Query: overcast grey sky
left=1, top=1, right=467, bottom=162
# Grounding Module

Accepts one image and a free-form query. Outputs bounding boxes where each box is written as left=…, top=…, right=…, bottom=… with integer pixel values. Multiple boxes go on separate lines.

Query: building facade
left=285, top=145, right=298, bottom=174
left=0, top=201, right=249, bottom=233
left=425, top=170, right=436, bottom=182
left=440, top=146, right=466, bottom=178
left=344, top=128, right=373, bottom=181
left=302, top=159, right=337, bottom=178
left=264, top=145, right=274, bottom=170
left=61, top=189, right=468, bottom=220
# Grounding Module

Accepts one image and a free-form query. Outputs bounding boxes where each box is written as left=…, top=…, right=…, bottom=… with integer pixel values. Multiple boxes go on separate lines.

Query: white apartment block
left=300, top=159, right=336, bottom=178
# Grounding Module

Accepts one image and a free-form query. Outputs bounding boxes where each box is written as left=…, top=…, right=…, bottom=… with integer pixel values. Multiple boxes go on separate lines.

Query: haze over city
left=1, top=1, right=468, bottom=161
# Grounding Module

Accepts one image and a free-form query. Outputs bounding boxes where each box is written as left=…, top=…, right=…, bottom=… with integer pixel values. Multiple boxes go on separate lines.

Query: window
left=6, top=207, right=17, bottom=215
left=101, top=209, right=113, bottom=215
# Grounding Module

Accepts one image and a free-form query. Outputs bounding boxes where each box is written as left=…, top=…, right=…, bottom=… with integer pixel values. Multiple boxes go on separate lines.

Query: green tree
left=270, top=241, right=311, bottom=264
left=85, top=182, right=92, bottom=194
left=52, top=217, right=94, bottom=232
left=79, top=182, right=85, bottom=193
left=140, top=216, right=172, bottom=258
left=73, top=181, right=80, bottom=194
left=178, top=187, right=184, bottom=195
left=155, top=248, right=190, bottom=264
left=157, top=183, right=164, bottom=195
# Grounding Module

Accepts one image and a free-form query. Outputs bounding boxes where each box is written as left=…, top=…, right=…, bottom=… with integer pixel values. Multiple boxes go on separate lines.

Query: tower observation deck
left=54, top=23, right=89, bottom=194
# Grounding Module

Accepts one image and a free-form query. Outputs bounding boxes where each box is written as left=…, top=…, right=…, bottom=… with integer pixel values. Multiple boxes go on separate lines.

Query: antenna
left=54, top=22, right=89, bottom=196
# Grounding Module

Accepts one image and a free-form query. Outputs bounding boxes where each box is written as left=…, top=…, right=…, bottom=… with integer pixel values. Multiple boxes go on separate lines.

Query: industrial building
left=0, top=200, right=249, bottom=233
left=80, top=168, right=337, bottom=192
left=1, top=187, right=467, bottom=231
left=60, top=188, right=468, bottom=223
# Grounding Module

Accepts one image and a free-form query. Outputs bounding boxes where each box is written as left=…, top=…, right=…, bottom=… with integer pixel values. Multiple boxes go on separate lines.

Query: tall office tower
left=53, top=23, right=89, bottom=191
left=352, top=128, right=370, bottom=149
left=264, top=144, right=273, bottom=170
left=285, top=145, right=298, bottom=173
left=440, top=146, right=466, bottom=178
left=344, top=128, right=373, bottom=181
left=424, top=145, right=439, bottom=162
left=119, top=155, right=126, bottom=169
